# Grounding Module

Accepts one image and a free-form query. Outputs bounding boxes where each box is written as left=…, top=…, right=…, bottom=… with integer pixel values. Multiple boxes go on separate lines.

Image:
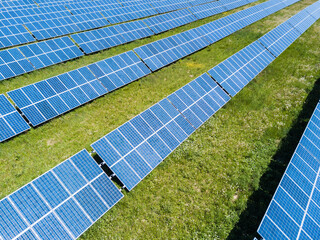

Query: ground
left=0, top=0, right=320, bottom=239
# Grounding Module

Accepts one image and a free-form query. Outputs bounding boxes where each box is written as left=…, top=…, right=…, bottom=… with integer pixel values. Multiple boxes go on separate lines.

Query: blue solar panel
left=72, top=20, right=153, bottom=54
left=25, top=17, right=81, bottom=40
left=0, top=149, right=123, bottom=240
left=257, top=7, right=318, bottom=57
left=258, top=102, right=320, bottom=240
left=208, top=40, right=275, bottom=97
left=0, top=25, right=35, bottom=49
left=101, top=4, right=158, bottom=24
left=91, top=73, right=230, bottom=191
left=0, top=94, right=30, bottom=142
left=151, top=0, right=191, bottom=14
left=0, top=48, right=34, bottom=81
left=87, top=51, right=151, bottom=92
left=195, top=0, right=290, bottom=45
left=91, top=97, right=194, bottom=191
left=134, top=28, right=209, bottom=71
left=7, top=66, right=107, bottom=126
left=18, top=37, right=83, bottom=70
left=143, top=9, right=197, bottom=34
left=188, top=1, right=227, bottom=20
left=71, top=26, right=126, bottom=54
left=167, top=73, right=230, bottom=129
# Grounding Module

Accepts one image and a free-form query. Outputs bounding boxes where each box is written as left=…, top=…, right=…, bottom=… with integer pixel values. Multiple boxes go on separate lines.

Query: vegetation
left=0, top=0, right=319, bottom=239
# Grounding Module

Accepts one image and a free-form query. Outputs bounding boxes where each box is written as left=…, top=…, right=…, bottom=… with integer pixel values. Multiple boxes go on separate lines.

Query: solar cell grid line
left=167, top=73, right=230, bottom=129
left=142, top=9, right=198, bottom=34
left=305, top=0, right=320, bottom=19
left=91, top=97, right=195, bottom=191
left=18, top=36, right=83, bottom=70
left=0, top=48, right=35, bottom=81
left=7, top=66, right=108, bottom=126
left=0, top=94, right=30, bottom=142
left=134, top=28, right=209, bottom=72
left=208, top=40, right=275, bottom=97
left=87, top=50, right=151, bottom=92
left=71, top=25, right=126, bottom=54
left=258, top=102, right=320, bottom=240
left=0, top=25, right=36, bottom=49
left=0, top=149, right=124, bottom=240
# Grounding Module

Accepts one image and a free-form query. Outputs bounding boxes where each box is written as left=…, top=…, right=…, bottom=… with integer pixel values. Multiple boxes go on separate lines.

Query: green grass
left=1, top=0, right=320, bottom=239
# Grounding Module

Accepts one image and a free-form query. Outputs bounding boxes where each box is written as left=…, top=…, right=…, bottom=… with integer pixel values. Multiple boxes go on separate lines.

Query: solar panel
left=87, top=51, right=151, bottom=92
left=18, top=37, right=83, bottom=70
left=208, top=41, right=275, bottom=97
left=167, top=73, right=230, bottom=129
left=25, top=15, right=83, bottom=40
left=0, top=94, right=30, bottom=142
left=134, top=28, right=209, bottom=71
left=91, top=98, right=194, bottom=191
left=0, top=149, right=123, bottom=240
left=195, top=0, right=290, bottom=45
left=188, top=0, right=213, bottom=6
left=114, top=19, right=154, bottom=42
left=91, top=73, right=230, bottom=191
left=71, top=20, right=153, bottom=54
left=258, top=102, right=320, bottom=240
left=257, top=4, right=319, bottom=58
left=188, top=1, right=227, bottom=20
left=7, top=66, right=107, bottom=126
left=71, top=26, right=126, bottom=54
left=151, top=0, right=191, bottom=14
left=0, top=48, right=34, bottom=81
left=143, top=9, right=197, bottom=34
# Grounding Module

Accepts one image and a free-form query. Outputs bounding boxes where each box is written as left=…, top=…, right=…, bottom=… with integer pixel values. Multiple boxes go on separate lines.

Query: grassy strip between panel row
left=0, top=0, right=319, bottom=239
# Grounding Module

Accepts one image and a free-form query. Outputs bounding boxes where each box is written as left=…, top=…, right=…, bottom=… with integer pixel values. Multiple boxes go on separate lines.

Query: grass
left=1, top=0, right=320, bottom=239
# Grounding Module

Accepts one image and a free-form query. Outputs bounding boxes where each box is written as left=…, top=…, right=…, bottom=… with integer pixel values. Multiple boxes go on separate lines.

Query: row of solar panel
left=257, top=2, right=320, bottom=239
left=0, top=0, right=301, bottom=142
left=0, top=149, right=124, bottom=240
left=71, top=0, right=257, bottom=54
left=0, top=0, right=218, bottom=48
left=0, top=0, right=253, bottom=81
left=209, top=0, right=320, bottom=98
left=90, top=0, right=317, bottom=194
left=133, top=0, right=299, bottom=71
left=0, top=2, right=318, bottom=240
left=258, top=104, right=320, bottom=240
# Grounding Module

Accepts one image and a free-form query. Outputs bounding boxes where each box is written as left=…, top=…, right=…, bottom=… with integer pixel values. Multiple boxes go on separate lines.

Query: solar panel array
left=7, top=66, right=107, bottom=126
left=7, top=51, right=150, bottom=126
left=87, top=51, right=151, bottom=91
left=0, top=0, right=222, bottom=48
left=134, top=0, right=299, bottom=72
left=143, top=8, right=198, bottom=34
left=71, top=0, right=258, bottom=55
left=0, top=48, right=34, bottom=81
left=91, top=73, right=230, bottom=191
left=208, top=0, right=320, bottom=98
left=258, top=101, right=320, bottom=240
left=0, top=149, right=123, bottom=240
left=0, top=94, right=30, bottom=142
left=71, top=20, right=153, bottom=54
left=18, top=37, right=83, bottom=70
left=134, top=28, right=209, bottom=71
left=208, top=41, right=275, bottom=97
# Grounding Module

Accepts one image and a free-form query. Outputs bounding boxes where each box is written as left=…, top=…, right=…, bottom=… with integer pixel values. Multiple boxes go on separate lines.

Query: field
left=1, top=0, right=320, bottom=239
